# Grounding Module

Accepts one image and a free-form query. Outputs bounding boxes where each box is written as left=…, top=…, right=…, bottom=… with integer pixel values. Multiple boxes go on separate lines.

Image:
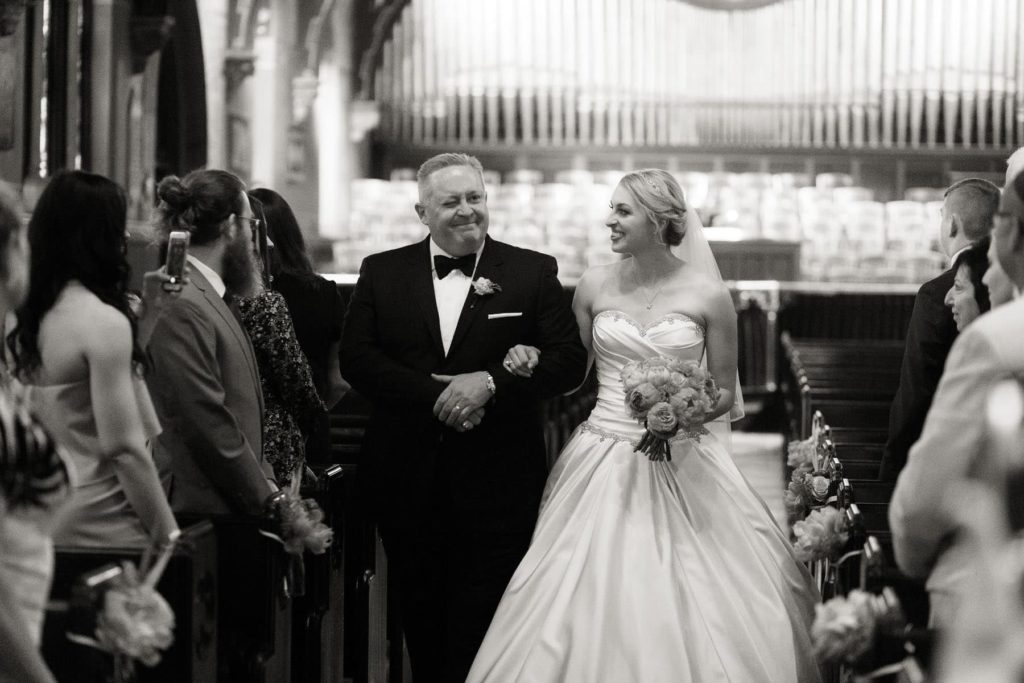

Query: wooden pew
left=198, top=515, right=292, bottom=683
left=293, top=463, right=347, bottom=683
left=327, top=396, right=396, bottom=683
left=43, top=521, right=218, bottom=682
left=780, top=334, right=902, bottom=440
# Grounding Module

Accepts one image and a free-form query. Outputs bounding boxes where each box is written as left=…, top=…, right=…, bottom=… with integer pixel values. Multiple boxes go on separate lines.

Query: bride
left=467, top=169, right=822, bottom=682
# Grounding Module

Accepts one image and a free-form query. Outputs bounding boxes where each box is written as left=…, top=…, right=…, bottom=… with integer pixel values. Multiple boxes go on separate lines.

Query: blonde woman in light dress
left=468, top=169, right=822, bottom=683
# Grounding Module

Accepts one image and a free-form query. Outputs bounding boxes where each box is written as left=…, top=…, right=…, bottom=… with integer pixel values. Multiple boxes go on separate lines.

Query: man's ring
left=504, top=359, right=513, bottom=368
left=454, top=404, right=461, bottom=411
left=462, top=420, right=472, bottom=429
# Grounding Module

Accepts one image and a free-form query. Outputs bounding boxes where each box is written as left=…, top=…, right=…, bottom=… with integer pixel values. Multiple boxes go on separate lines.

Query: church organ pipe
left=373, top=0, right=1024, bottom=150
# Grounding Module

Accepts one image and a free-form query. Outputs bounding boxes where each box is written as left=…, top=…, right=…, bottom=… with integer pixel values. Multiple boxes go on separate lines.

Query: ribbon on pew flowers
left=261, top=465, right=334, bottom=596
left=67, top=529, right=181, bottom=672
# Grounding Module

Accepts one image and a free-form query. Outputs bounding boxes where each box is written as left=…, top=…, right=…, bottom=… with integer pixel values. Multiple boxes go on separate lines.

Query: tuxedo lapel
left=408, top=238, right=445, bottom=359
left=447, top=237, right=504, bottom=359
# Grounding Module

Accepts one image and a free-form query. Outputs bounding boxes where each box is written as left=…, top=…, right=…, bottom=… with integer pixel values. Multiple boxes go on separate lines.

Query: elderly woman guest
left=6, top=171, right=178, bottom=548
left=944, top=237, right=992, bottom=330
left=249, top=188, right=347, bottom=464
left=0, top=187, right=65, bottom=682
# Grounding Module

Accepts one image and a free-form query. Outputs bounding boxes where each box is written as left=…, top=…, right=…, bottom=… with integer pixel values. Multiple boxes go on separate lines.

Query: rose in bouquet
left=620, top=356, right=721, bottom=462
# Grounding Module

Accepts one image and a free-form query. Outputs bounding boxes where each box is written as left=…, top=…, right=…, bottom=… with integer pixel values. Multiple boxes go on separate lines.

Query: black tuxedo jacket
left=880, top=267, right=957, bottom=480
left=340, top=236, right=587, bottom=529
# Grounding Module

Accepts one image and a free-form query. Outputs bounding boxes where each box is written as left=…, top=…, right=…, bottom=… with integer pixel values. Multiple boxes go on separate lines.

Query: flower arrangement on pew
left=620, top=356, right=721, bottom=461
left=784, top=468, right=833, bottom=525
left=787, top=435, right=818, bottom=473
left=812, top=588, right=907, bottom=669
left=263, top=468, right=334, bottom=556
left=67, top=531, right=180, bottom=670
left=793, top=506, right=849, bottom=563
left=262, top=469, right=335, bottom=597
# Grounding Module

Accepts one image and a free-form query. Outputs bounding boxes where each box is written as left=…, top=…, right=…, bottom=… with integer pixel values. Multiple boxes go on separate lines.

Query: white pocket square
left=488, top=312, right=523, bottom=319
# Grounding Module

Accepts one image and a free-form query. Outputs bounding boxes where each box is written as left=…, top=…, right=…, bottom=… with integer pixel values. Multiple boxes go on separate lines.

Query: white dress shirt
left=187, top=254, right=226, bottom=298
left=947, top=245, right=970, bottom=267
left=430, top=239, right=483, bottom=355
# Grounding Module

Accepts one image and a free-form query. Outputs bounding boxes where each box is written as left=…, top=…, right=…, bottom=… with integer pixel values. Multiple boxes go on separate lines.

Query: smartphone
left=165, top=230, right=190, bottom=284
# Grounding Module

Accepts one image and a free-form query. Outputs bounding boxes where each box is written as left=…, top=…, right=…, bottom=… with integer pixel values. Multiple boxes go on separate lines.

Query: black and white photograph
left=2, top=0, right=1024, bottom=681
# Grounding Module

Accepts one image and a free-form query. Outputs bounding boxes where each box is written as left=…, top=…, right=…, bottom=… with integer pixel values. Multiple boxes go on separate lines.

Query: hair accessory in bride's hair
left=642, top=174, right=663, bottom=196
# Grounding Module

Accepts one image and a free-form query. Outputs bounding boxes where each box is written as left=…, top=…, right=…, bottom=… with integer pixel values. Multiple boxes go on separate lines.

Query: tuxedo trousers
left=380, top=509, right=535, bottom=683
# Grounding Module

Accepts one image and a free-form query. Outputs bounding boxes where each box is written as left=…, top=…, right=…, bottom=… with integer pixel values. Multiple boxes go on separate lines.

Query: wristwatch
left=484, top=372, right=496, bottom=395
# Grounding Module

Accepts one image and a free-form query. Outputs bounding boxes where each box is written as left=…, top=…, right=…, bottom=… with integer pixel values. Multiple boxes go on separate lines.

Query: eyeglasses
left=237, top=215, right=263, bottom=234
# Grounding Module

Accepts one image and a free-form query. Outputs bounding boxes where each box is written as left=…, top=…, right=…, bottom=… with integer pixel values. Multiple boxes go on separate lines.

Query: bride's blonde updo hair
left=618, top=169, right=688, bottom=247
left=154, top=169, right=246, bottom=246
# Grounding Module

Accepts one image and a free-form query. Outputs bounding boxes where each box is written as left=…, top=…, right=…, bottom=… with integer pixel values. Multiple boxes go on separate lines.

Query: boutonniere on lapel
left=470, top=277, right=502, bottom=309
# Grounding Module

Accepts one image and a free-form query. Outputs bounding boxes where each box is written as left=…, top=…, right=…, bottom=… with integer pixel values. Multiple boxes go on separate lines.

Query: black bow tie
left=434, top=253, right=476, bottom=279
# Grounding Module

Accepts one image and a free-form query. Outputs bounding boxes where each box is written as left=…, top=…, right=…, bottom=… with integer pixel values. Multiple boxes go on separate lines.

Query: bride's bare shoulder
left=578, top=261, right=623, bottom=291
left=679, top=267, right=727, bottom=295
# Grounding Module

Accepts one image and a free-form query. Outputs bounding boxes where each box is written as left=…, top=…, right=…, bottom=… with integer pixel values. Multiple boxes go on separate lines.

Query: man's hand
left=453, top=407, right=485, bottom=432
left=432, top=371, right=493, bottom=428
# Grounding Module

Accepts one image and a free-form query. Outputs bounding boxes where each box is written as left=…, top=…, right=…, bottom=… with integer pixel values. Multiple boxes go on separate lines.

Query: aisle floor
left=730, top=431, right=787, bottom=529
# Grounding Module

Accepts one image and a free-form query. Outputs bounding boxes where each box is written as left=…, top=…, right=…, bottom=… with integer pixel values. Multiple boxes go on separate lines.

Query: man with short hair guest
left=341, top=153, right=586, bottom=682
left=880, top=178, right=1001, bottom=481
left=890, top=170, right=1024, bottom=626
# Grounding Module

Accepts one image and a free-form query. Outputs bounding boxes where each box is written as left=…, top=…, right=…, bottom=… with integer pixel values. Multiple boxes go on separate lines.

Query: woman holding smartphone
left=6, top=170, right=178, bottom=548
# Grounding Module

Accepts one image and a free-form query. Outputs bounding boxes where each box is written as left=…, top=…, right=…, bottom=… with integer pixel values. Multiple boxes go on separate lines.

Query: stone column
left=89, top=0, right=132, bottom=185
left=197, top=0, right=229, bottom=169
left=317, top=0, right=354, bottom=239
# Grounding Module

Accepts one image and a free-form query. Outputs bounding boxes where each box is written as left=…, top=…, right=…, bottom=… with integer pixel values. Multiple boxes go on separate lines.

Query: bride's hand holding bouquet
left=621, top=356, right=721, bottom=461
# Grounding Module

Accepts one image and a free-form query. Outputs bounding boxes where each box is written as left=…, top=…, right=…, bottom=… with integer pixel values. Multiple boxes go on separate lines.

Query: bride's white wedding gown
left=467, top=310, right=822, bottom=682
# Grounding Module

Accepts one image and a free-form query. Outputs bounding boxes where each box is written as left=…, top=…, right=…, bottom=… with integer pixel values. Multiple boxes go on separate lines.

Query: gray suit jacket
left=144, top=268, right=274, bottom=516
left=890, top=294, right=1024, bottom=624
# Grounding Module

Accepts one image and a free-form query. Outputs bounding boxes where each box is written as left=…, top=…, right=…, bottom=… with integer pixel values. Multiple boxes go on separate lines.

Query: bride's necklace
left=633, top=266, right=669, bottom=311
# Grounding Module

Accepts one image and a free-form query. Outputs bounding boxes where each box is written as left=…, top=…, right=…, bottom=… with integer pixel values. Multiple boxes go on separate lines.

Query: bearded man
left=145, top=169, right=277, bottom=516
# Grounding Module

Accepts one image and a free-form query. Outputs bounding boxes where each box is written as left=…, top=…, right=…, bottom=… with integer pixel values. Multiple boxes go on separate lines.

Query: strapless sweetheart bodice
left=587, top=310, right=706, bottom=440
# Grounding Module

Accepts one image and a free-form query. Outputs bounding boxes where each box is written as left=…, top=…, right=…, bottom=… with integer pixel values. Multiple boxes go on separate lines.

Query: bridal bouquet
left=620, top=356, right=721, bottom=461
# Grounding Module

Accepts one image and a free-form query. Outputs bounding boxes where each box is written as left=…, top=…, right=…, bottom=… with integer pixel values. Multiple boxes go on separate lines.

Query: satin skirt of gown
left=468, top=311, right=822, bottom=683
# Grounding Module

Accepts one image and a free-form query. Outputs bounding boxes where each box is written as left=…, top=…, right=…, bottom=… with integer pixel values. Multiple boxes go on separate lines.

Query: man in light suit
left=880, top=178, right=1000, bottom=480
left=341, top=153, right=587, bottom=682
left=146, top=169, right=277, bottom=516
left=889, top=170, right=1024, bottom=626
